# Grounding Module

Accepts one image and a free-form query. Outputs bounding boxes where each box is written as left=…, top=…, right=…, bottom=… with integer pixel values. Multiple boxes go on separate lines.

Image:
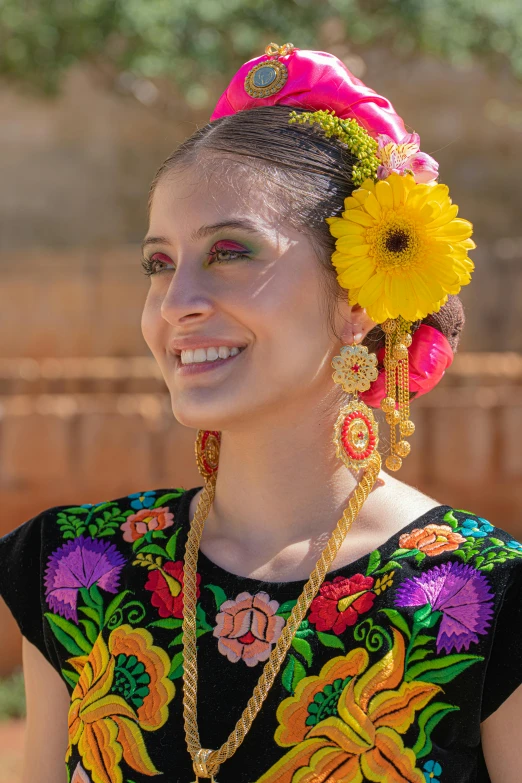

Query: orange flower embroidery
left=214, top=591, right=285, bottom=667
left=66, top=624, right=174, bottom=783
left=120, top=506, right=174, bottom=542
left=255, top=627, right=440, bottom=783
left=399, top=523, right=465, bottom=556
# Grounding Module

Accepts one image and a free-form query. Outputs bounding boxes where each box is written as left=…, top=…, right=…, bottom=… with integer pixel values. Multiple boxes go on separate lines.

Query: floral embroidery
left=214, top=591, right=285, bottom=667
left=128, top=490, right=157, bottom=510
left=394, top=562, right=494, bottom=654
left=309, top=574, right=376, bottom=635
left=66, top=624, right=174, bottom=783
left=399, top=524, right=466, bottom=556
left=506, top=539, right=522, bottom=550
left=256, top=628, right=441, bottom=783
left=120, top=505, right=175, bottom=542
left=71, top=762, right=91, bottom=782
left=423, top=759, right=443, bottom=782
left=44, top=536, right=125, bottom=622
left=145, top=559, right=201, bottom=619
left=458, top=517, right=494, bottom=538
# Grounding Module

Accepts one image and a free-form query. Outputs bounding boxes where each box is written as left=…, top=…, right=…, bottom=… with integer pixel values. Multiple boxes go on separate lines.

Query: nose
left=160, top=265, right=215, bottom=325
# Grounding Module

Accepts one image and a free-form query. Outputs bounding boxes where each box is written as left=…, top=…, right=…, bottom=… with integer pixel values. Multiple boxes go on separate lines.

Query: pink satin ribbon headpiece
left=210, top=47, right=409, bottom=142
left=360, top=325, right=454, bottom=407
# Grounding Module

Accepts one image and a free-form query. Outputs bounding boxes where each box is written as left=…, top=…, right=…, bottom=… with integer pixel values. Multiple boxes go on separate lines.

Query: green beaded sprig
left=288, top=108, right=380, bottom=187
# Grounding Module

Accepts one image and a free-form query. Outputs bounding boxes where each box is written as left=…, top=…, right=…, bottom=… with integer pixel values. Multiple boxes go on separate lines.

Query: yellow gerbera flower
left=326, top=172, right=476, bottom=323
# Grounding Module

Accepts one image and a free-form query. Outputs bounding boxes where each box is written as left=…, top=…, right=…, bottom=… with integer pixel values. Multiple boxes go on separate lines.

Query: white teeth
left=180, top=345, right=244, bottom=365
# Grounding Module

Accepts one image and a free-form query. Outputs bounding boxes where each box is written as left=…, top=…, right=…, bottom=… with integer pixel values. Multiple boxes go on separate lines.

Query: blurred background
left=0, top=1, right=521, bottom=777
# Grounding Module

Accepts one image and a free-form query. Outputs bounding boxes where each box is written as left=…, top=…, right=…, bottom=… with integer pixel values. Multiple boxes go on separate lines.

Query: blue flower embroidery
left=459, top=517, right=493, bottom=538
left=506, top=539, right=522, bottom=550
left=128, top=491, right=156, bottom=510
left=423, top=759, right=442, bottom=782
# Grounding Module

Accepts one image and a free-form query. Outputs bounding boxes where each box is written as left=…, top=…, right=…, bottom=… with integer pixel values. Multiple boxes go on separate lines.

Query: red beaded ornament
left=195, top=430, right=221, bottom=482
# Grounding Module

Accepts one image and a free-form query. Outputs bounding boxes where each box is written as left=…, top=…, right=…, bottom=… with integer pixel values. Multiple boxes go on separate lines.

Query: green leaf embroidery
left=148, top=617, right=183, bottom=630
left=443, top=510, right=459, bottom=529
left=316, top=632, right=345, bottom=651
left=104, top=590, right=131, bottom=626
left=165, top=528, right=181, bottom=561
left=277, top=600, right=297, bottom=615
left=89, top=585, right=104, bottom=606
left=378, top=609, right=411, bottom=640
left=281, top=655, right=307, bottom=693
left=291, top=637, right=313, bottom=667
left=389, top=548, right=416, bottom=559
left=489, top=537, right=505, bottom=546
left=79, top=619, right=99, bottom=645
left=196, top=604, right=213, bottom=632
left=154, top=491, right=185, bottom=508
left=78, top=605, right=101, bottom=624
left=413, top=701, right=460, bottom=758
left=168, top=650, right=184, bottom=679
left=412, top=634, right=436, bottom=648
left=405, top=653, right=483, bottom=683
left=407, top=648, right=431, bottom=663
left=139, top=544, right=168, bottom=558
left=168, top=632, right=184, bottom=647
left=61, top=668, right=80, bottom=689
left=206, top=584, right=228, bottom=611
left=372, top=560, right=402, bottom=577
left=366, top=549, right=381, bottom=576
left=45, top=613, right=92, bottom=656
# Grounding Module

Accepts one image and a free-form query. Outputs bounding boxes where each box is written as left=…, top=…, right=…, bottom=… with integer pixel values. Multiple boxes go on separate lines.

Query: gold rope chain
left=181, top=450, right=382, bottom=780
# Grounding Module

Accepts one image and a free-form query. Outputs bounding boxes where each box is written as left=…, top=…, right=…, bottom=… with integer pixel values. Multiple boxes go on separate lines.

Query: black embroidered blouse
left=0, top=485, right=521, bottom=783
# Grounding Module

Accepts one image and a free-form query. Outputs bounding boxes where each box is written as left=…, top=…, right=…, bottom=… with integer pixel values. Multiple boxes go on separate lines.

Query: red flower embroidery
left=144, top=560, right=200, bottom=619
left=309, top=574, right=376, bottom=635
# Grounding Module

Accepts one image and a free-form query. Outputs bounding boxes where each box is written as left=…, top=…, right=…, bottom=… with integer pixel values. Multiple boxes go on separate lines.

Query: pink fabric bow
left=360, top=325, right=454, bottom=408
left=210, top=47, right=409, bottom=143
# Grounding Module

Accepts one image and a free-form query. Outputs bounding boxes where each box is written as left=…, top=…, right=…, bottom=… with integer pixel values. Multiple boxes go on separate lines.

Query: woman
left=0, top=44, right=521, bottom=783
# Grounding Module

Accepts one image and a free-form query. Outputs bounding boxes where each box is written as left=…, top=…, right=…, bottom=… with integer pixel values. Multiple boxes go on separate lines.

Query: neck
left=198, top=399, right=389, bottom=554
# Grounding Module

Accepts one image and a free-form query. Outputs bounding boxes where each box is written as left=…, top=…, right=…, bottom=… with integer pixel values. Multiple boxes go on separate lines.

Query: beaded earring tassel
left=380, top=318, right=415, bottom=471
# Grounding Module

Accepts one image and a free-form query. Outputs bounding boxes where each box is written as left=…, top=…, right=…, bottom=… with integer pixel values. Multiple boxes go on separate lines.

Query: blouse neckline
left=176, top=486, right=453, bottom=589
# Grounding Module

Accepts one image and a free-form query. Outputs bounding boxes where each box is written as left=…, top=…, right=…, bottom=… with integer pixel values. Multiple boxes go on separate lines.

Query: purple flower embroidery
left=44, top=536, right=125, bottom=622
left=394, top=562, right=494, bottom=654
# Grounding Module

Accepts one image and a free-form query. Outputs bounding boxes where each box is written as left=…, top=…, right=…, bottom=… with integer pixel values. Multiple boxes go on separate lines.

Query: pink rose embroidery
left=120, top=506, right=174, bottom=542
left=214, top=591, right=285, bottom=667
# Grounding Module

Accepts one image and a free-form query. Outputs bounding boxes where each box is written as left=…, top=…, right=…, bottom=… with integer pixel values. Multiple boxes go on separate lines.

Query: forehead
left=149, top=159, right=271, bottom=231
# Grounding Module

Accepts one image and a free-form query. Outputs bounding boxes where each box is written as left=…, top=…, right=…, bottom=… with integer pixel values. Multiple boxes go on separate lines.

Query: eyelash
left=141, top=244, right=252, bottom=277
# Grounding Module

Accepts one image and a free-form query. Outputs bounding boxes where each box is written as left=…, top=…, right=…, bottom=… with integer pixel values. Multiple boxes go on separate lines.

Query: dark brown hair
left=149, top=105, right=465, bottom=360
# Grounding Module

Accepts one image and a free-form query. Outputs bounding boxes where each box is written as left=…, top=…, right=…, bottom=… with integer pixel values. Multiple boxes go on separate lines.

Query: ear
left=337, top=301, right=377, bottom=345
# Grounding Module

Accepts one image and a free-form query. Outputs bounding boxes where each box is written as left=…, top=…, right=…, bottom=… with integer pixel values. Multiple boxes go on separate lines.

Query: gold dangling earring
left=195, top=430, right=221, bottom=484
left=332, top=340, right=380, bottom=470
left=380, top=317, right=415, bottom=471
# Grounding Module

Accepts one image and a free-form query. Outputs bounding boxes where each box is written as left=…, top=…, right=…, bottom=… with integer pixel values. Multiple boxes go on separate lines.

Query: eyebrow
left=141, top=219, right=263, bottom=252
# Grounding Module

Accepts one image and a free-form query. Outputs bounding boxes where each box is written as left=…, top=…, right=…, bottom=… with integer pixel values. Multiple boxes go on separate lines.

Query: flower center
left=368, top=212, right=423, bottom=272
left=337, top=589, right=368, bottom=613
left=238, top=630, right=256, bottom=645
left=306, top=676, right=352, bottom=727
left=111, top=653, right=151, bottom=709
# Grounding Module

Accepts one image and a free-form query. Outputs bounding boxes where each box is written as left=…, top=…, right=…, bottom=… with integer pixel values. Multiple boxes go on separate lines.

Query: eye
left=141, top=252, right=173, bottom=277
left=207, top=240, right=252, bottom=264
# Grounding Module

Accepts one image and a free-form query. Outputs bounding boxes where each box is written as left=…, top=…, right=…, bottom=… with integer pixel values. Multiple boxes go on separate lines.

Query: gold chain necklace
left=181, top=450, right=381, bottom=781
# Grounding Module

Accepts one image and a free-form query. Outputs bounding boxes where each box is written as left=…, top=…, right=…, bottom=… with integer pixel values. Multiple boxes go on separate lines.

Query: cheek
left=141, top=292, right=163, bottom=352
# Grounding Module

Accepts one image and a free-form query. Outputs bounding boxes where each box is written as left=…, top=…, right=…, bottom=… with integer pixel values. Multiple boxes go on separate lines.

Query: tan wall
left=1, top=353, right=521, bottom=674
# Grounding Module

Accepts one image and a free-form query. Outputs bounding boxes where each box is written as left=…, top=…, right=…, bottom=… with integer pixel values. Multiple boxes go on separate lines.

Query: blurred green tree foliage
left=0, top=0, right=520, bottom=97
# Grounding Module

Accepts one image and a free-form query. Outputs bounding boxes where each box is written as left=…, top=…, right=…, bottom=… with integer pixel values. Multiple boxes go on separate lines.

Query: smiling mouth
left=174, top=346, right=246, bottom=374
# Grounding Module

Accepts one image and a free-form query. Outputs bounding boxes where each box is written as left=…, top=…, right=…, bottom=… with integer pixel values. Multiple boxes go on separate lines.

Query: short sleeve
left=480, top=559, right=522, bottom=722
left=0, top=508, right=59, bottom=670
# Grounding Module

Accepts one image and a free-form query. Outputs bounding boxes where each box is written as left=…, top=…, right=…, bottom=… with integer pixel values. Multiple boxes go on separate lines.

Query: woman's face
left=141, top=161, right=358, bottom=432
